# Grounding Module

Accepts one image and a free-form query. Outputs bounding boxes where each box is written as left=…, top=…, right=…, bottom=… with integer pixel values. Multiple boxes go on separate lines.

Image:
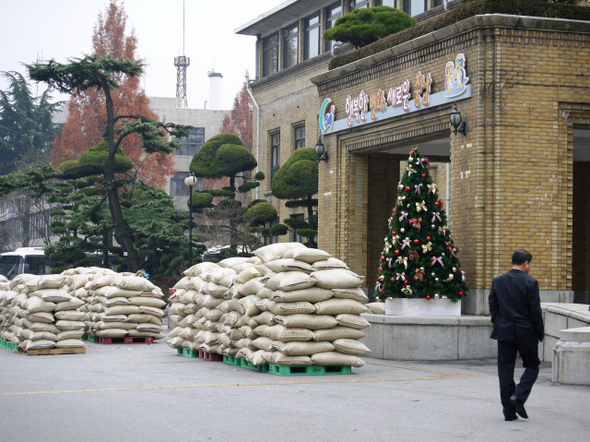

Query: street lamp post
left=184, top=174, right=198, bottom=267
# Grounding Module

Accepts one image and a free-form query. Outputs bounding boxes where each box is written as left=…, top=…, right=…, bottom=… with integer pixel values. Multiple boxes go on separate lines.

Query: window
left=170, top=172, right=201, bottom=196
left=304, top=14, right=320, bottom=60
left=410, top=0, right=425, bottom=16
left=291, top=214, right=305, bottom=244
left=433, top=0, right=443, bottom=7
left=294, top=125, right=305, bottom=149
left=270, top=132, right=280, bottom=182
left=177, top=127, right=205, bottom=156
left=350, top=0, right=369, bottom=9
left=283, top=23, right=299, bottom=69
left=402, top=0, right=411, bottom=15
left=269, top=219, right=280, bottom=244
left=263, top=33, right=279, bottom=77
left=375, top=0, right=395, bottom=6
left=325, top=2, right=343, bottom=52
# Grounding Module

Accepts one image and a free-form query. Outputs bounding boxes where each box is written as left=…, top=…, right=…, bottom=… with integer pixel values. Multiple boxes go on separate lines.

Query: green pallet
left=0, top=339, right=18, bottom=352
left=240, top=358, right=268, bottom=372
left=222, top=355, right=242, bottom=366
left=177, top=347, right=198, bottom=358
left=267, top=364, right=352, bottom=376
left=82, top=334, right=97, bottom=343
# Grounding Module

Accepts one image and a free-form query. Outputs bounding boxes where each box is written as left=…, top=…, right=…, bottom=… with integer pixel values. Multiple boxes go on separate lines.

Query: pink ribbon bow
left=431, top=256, right=444, bottom=267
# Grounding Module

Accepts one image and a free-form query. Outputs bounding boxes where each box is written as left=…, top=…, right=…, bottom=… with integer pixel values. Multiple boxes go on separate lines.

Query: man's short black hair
left=512, top=249, right=532, bottom=266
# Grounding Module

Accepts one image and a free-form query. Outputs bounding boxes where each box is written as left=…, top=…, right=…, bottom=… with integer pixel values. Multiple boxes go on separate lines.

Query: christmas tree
left=375, top=147, right=468, bottom=302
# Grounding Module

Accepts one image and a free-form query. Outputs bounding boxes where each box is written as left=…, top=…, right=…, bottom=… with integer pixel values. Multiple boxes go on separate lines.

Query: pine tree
left=51, top=0, right=175, bottom=189
left=375, top=147, right=468, bottom=302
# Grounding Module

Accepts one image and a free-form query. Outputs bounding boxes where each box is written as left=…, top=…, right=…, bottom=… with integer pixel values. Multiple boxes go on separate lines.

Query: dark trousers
left=497, top=332, right=540, bottom=417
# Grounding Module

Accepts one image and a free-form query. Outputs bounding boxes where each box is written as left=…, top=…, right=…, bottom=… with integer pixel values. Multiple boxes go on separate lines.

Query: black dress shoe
left=504, top=414, right=518, bottom=421
left=509, top=395, right=528, bottom=419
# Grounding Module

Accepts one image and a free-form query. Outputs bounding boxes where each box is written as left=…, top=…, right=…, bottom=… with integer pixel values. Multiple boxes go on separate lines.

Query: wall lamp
left=315, top=136, right=329, bottom=162
left=450, top=103, right=467, bottom=136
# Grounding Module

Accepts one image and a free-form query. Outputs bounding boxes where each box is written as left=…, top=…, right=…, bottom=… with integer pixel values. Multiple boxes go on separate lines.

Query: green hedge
left=329, top=0, right=590, bottom=70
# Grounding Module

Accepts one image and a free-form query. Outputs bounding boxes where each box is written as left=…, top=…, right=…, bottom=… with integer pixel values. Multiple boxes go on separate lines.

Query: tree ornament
left=422, top=173, right=426, bottom=178
left=427, top=236, right=431, bottom=241
left=414, top=268, right=425, bottom=281
left=409, top=219, right=413, bottom=225
left=400, top=228, right=405, bottom=233
left=390, top=277, right=395, bottom=282
left=426, top=295, right=431, bottom=301
left=404, top=280, right=409, bottom=286
left=435, top=201, right=440, bottom=207
left=394, top=249, right=400, bottom=256
left=380, top=256, right=385, bottom=261
left=413, top=239, right=419, bottom=245
left=435, top=278, right=439, bottom=282
left=453, top=267, right=457, bottom=272
left=405, top=186, right=411, bottom=192
left=434, top=293, right=440, bottom=299
left=408, top=250, right=420, bottom=261
left=459, top=291, right=464, bottom=297
left=431, top=272, right=435, bottom=277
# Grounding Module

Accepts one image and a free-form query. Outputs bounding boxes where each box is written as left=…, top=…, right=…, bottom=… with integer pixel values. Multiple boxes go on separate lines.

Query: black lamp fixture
left=315, top=136, right=329, bottom=162
left=450, top=103, right=467, bottom=136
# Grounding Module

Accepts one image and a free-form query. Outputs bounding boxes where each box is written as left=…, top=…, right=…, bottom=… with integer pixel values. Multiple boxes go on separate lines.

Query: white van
left=0, top=247, right=51, bottom=280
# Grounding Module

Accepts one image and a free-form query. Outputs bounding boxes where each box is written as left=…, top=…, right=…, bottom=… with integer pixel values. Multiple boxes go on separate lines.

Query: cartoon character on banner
left=320, top=98, right=335, bottom=133
left=445, top=53, right=469, bottom=98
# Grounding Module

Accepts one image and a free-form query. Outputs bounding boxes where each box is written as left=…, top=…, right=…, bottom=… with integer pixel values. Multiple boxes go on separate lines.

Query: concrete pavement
left=1, top=339, right=589, bottom=442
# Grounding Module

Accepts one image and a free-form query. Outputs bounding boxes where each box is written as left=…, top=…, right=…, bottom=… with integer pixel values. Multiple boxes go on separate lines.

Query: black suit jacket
left=489, top=269, right=544, bottom=342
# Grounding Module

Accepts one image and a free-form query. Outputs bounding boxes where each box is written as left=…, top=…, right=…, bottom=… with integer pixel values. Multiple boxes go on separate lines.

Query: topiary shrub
left=324, top=6, right=417, bottom=49
left=78, top=140, right=133, bottom=174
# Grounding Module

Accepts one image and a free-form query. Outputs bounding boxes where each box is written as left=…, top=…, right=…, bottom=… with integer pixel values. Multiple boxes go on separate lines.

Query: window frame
left=325, top=2, right=343, bottom=52
left=291, top=213, right=305, bottom=244
left=176, top=127, right=205, bottom=156
left=270, top=132, right=280, bottom=182
left=294, top=124, right=306, bottom=150
left=304, top=13, right=321, bottom=61
left=263, top=32, right=279, bottom=77
left=282, top=23, right=299, bottom=69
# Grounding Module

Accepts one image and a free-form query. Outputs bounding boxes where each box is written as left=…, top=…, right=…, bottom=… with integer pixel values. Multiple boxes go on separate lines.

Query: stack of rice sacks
left=0, top=273, right=86, bottom=351
left=61, top=267, right=166, bottom=340
left=167, top=258, right=256, bottom=355
left=167, top=243, right=371, bottom=368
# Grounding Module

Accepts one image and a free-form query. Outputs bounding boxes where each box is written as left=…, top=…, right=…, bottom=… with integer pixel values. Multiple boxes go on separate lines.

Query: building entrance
left=572, top=129, right=590, bottom=303
left=366, top=138, right=452, bottom=298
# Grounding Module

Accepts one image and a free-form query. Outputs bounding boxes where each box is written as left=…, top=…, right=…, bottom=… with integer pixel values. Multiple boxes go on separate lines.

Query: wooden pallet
left=18, top=347, right=86, bottom=356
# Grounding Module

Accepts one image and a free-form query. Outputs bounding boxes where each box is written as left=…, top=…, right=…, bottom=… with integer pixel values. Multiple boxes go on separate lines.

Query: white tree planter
left=385, top=297, right=461, bottom=317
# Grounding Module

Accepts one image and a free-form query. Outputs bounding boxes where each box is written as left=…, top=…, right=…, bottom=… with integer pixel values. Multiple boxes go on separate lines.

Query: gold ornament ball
left=434, top=294, right=440, bottom=299
left=453, top=267, right=457, bottom=272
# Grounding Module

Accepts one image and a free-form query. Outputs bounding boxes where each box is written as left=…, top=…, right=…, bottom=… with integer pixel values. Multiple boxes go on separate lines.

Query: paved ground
left=1, top=338, right=589, bottom=442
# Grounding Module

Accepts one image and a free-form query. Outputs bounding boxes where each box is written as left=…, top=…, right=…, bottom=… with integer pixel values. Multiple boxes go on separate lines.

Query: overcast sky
left=0, top=0, right=285, bottom=110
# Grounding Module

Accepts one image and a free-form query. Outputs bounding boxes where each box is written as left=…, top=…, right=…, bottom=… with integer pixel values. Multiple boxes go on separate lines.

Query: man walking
left=489, top=249, right=544, bottom=421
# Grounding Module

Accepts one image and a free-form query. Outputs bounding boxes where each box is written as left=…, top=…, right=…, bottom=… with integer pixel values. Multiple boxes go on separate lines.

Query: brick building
left=239, top=1, right=590, bottom=313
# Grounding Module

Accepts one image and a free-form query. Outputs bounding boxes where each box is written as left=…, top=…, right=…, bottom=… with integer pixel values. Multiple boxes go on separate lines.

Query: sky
left=0, top=0, right=285, bottom=110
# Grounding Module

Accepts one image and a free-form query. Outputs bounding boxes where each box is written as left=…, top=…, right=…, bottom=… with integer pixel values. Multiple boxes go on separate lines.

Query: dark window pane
left=263, top=33, right=279, bottom=77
